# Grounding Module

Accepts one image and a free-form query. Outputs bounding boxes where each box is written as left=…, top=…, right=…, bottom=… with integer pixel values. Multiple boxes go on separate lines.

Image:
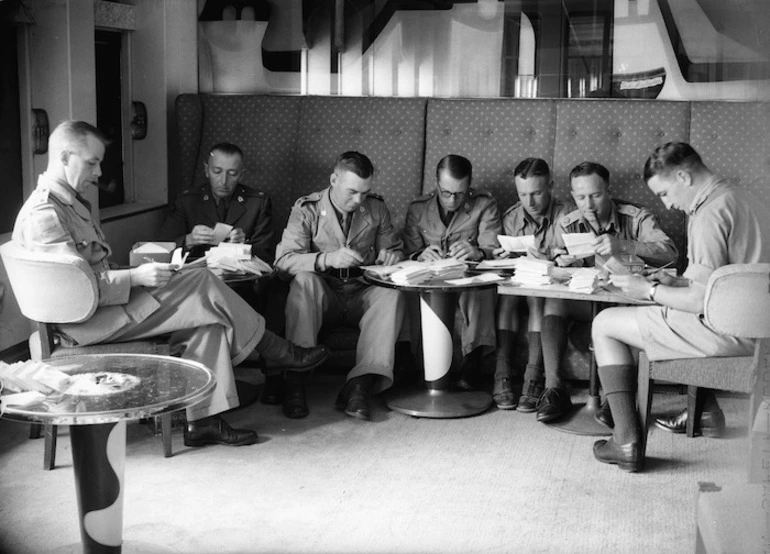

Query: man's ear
left=329, top=172, right=338, bottom=187
left=203, top=162, right=210, bottom=177
left=676, top=169, right=692, bottom=187
left=61, top=151, right=69, bottom=165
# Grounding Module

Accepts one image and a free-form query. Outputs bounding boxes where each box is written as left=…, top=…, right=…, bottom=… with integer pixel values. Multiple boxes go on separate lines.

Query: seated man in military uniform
left=536, top=162, right=678, bottom=424
left=159, top=142, right=273, bottom=262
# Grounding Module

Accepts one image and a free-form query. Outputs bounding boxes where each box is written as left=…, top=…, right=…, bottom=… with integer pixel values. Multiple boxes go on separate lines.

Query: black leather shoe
left=536, top=387, right=573, bottom=423
left=595, top=399, right=614, bottom=428
left=260, top=374, right=286, bottom=405
left=517, top=380, right=544, bottom=413
left=654, top=407, right=726, bottom=437
left=184, top=416, right=258, bottom=447
left=492, top=377, right=517, bottom=410
left=283, top=377, right=309, bottom=419
left=593, top=437, right=643, bottom=472
left=265, top=344, right=329, bottom=372
left=335, top=377, right=372, bottom=421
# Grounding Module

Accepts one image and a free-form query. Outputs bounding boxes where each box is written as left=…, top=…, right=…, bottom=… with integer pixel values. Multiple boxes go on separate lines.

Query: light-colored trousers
left=284, top=271, right=405, bottom=394
left=100, top=269, right=265, bottom=420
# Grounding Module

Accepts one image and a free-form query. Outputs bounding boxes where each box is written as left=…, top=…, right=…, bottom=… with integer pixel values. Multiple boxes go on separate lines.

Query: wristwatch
left=648, top=282, right=659, bottom=302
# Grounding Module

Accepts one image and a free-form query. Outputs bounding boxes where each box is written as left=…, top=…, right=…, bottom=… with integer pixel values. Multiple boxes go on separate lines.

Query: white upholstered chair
left=637, top=263, right=770, bottom=477
left=0, top=240, right=173, bottom=470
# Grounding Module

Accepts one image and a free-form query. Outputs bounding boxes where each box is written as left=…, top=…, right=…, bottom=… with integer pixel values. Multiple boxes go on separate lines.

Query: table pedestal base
left=385, top=386, right=492, bottom=418
left=544, top=395, right=612, bottom=436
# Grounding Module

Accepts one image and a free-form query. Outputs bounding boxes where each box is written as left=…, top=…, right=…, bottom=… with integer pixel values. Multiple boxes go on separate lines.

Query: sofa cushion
left=292, top=96, right=428, bottom=230
left=423, top=98, right=557, bottom=212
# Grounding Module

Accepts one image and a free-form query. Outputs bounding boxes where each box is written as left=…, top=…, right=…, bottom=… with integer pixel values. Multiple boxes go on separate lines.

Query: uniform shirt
left=684, top=177, right=770, bottom=286
left=403, top=188, right=502, bottom=260
left=554, top=199, right=678, bottom=267
left=501, top=195, right=571, bottom=260
left=274, top=187, right=403, bottom=276
left=159, top=183, right=274, bottom=262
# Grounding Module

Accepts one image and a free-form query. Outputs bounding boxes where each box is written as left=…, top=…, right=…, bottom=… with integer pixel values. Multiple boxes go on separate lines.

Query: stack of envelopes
left=569, top=267, right=603, bottom=293
left=511, top=258, right=554, bottom=286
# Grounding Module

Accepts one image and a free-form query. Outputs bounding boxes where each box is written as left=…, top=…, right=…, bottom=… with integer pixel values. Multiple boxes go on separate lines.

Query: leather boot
left=260, top=373, right=286, bottom=405
left=335, top=375, right=374, bottom=421
left=255, top=330, right=329, bottom=371
left=283, top=372, right=309, bottom=419
left=183, top=415, right=258, bottom=447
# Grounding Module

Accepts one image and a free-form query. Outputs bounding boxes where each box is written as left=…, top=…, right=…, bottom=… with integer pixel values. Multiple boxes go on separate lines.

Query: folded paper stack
left=511, top=258, right=554, bottom=286
left=206, top=244, right=272, bottom=275
left=427, top=258, right=467, bottom=279
left=390, top=263, right=434, bottom=285
left=569, top=267, right=603, bottom=293
left=0, top=360, right=71, bottom=395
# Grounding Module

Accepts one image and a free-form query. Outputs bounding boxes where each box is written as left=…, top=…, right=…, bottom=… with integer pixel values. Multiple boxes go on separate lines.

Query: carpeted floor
left=0, top=370, right=753, bottom=554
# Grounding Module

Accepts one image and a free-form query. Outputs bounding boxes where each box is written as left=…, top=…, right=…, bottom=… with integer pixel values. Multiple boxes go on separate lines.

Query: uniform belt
left=326, top=267, right=364, bottom=281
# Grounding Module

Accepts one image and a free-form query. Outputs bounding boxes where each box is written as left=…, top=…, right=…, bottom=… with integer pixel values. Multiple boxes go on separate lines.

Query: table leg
left=546, top=301, right=611, bottom=436
left=385, top=290, right=492, bottom=418
left=70, top=421, right=126, bottom=554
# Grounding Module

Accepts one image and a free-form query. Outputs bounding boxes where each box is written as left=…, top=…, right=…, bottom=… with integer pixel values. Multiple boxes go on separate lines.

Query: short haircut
left=569, top=161, right=610, bottom=187
left=436, top=154, right=472, bottom=182
left=514, top=157, right=551, bottom=181
left=49, top=120, right=109, bottom=159
left=209, top=142, right=244, bottom=159
left=643, top=142, right=705, bottom=181
left=334, top=151, right=374, bottom=179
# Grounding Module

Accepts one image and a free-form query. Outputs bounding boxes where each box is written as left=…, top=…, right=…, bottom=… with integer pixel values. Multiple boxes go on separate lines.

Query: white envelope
left=562, top=233, right=595, bottom=259
left=498, top=234, right=535, bottom=253
left=212, top=222, right=233, bottom=244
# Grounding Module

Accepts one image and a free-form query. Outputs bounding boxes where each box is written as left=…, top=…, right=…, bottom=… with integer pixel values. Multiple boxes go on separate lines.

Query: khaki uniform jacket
left=274, top=187, right=403, bottom=275
left=555, top=199, right=678, bottom=267
left=403, top=189, right=502, bottom=259
left=159, top=183, right=274, bottom=262
left=502, top=196, right=572, bottom=260
left=12, top=175, right=161, bottom=345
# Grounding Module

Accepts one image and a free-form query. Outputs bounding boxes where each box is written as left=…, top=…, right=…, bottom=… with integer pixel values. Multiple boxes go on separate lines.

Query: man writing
left=591, top=142, right=770, bottom=472
left=492, top=158, right=571, bottom=411
left=274, top=151, right=406, bottom=421
left=12, top=121, right=328, bottom=447
left=159, top=142, right=273, bottom=262
left=536, top=162, right=678, bottom=424
left=403, top=154, right=501, bottom=390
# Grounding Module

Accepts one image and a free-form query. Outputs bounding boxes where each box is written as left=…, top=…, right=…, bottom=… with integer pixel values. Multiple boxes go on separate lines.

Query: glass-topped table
left=1, top=354, right=216, bottom=554
left=365, top=269, right=501, bottom=418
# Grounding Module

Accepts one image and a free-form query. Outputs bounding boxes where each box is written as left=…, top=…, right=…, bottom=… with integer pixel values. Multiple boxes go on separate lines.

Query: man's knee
left=592, top=308, right=620, bottom=343
left=289, top=271, right=325, bottom=296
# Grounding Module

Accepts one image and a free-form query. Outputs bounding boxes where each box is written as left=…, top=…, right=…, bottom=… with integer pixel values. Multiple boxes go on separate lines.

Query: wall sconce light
left=477, top=0, right=499, bottom=20
left=31, top=108, right=49, bottom=155
left=131, top=101, right=147, bottom=140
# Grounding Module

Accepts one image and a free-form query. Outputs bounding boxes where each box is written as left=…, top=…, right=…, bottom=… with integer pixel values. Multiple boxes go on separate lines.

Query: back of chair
left=704, top=263, right=770, bottom=339
left=0, top=241, right=98, bottom=324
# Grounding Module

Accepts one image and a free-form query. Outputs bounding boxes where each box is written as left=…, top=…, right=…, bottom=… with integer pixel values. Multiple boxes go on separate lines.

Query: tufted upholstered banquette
left=174, top=95, right=770, bottom=379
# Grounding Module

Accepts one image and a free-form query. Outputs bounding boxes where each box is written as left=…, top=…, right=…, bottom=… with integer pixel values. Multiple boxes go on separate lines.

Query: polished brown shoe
left=492, top=377, right=517, bottom=410
left=335, top=376, right=373, bottom=421
left=517, top=380, right=544, bottom=413
left=595, top=399, right=614, bottom=428
left=654, top=407, right=726, bottom=437
left=593, top=437, right=643, bottom=472
left=536, top=387, right=572, bottom=423
left=283, top=374, right=309, bottom=419
left=183, top=416, right=258, bottom=447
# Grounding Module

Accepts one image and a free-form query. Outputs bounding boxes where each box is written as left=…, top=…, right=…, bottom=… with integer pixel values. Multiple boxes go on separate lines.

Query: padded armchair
left=0, top=241, right=172, bottom=470
left=637, top=263, right=770, bottom=475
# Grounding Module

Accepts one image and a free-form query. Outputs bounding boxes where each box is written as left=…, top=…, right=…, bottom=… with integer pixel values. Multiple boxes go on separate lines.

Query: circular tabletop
left=0, top=354, right=216, bottom=425
left=363, top=269, right=502, bottom=293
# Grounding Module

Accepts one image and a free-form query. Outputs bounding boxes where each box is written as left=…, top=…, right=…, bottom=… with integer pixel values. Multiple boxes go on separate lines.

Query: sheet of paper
left=562, top=232, right=595, bottom=259
left=171, top=247, right=189, bottom=268
left=361, top=261, right=420, bottom=277
left=212, top=222, right=233, bottom=244
left=498, top=234, right=535, bottom=253
left=445, top=273, right=505, bottom=286
left=132, top=242, right=173, bottom=254
left=476, top=258, right=519, bottom=270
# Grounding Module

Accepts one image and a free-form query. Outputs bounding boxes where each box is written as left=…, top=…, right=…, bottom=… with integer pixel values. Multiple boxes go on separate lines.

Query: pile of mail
left=0, top=360, right=72, bottom=406
left=568, top=267, right=603, bottom=293
left=206, top=243, right=272, bottom=275
left=389, top=258, right=467, bottom=285
left=511, top=258, right=554, bottom=286
left=427, top=258, right=467, bottom=280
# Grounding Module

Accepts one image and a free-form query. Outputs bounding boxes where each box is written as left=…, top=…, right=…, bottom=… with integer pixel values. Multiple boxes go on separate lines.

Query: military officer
left=403, top=154, right=502, bottom=390
left=12, top=121, right=328, bottom=448
left=535, top=161, right=678, bottom=425
left=159, top=142, right=274, bottom=262
left=492, top=158, right=572, bottom=411
left=274, top=151, right=406, bottom=421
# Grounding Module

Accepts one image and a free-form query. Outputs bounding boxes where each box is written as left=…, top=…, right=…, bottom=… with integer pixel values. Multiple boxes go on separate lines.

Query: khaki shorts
left=636, top=305, right=754, bottom=361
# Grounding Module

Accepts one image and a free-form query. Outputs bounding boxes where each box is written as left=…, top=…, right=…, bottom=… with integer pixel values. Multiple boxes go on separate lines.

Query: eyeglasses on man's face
left=438, top=187, right=467, bottom=200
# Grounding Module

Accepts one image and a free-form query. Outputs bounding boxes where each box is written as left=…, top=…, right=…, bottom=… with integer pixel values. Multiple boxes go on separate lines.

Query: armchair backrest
left=0, top=241, right=98, bottom=324
left=704, top=263, right=770, bottom=339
